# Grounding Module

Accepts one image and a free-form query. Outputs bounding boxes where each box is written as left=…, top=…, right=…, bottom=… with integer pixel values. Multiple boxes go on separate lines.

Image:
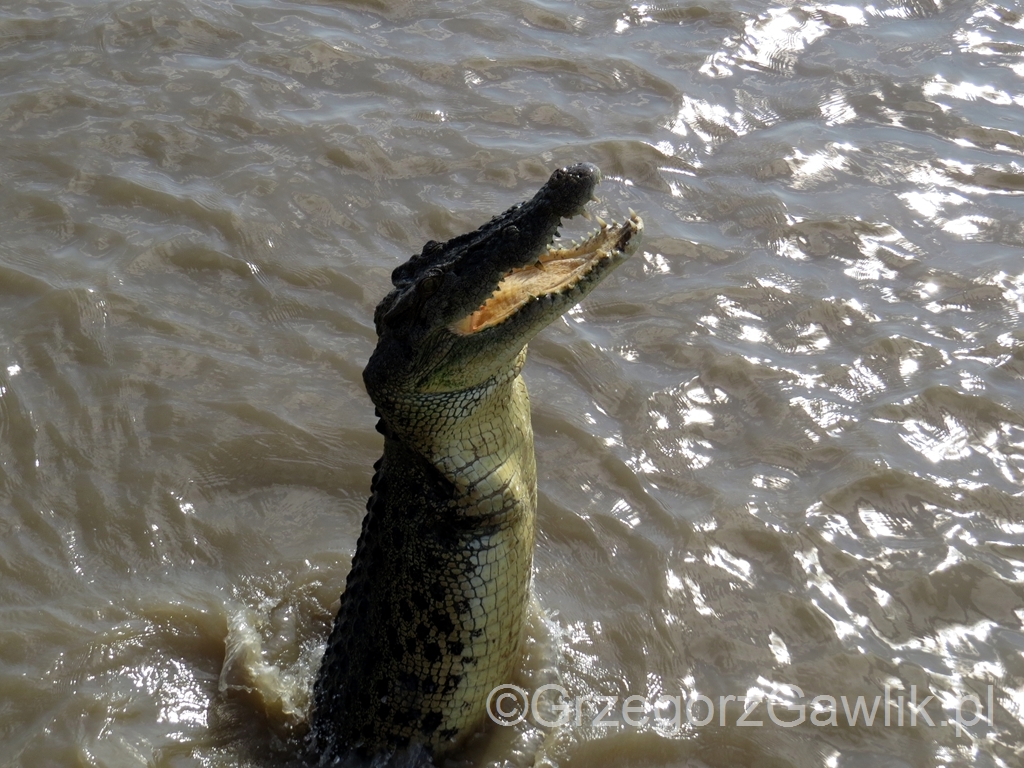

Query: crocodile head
left=363, top=163, right=643, bottom=401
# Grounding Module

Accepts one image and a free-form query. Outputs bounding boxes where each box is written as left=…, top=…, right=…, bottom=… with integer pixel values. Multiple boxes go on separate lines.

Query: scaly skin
left=311, top=164, right=642, bottom=764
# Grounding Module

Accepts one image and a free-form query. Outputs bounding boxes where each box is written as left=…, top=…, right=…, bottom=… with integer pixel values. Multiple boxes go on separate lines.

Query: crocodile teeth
left=581, top=209, right=592, bottom=221
left=451, top=205, right=642, bottom=336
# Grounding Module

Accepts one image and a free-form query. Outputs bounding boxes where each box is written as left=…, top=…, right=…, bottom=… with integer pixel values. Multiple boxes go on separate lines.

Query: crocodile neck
left=380, top=349, right=534, bottom=504
left=312, top=360, right=537, bottom=760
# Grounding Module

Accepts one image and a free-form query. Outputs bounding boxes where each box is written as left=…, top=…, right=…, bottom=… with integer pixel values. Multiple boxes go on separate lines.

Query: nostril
left=579, top=163, right=601, bottom=184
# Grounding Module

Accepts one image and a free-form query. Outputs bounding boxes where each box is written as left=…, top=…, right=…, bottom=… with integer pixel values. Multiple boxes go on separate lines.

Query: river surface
left=2, top=1, right=1024, bottom=766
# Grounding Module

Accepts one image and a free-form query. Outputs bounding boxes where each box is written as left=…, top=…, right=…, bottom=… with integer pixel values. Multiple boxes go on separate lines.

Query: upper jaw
left=430, top=164, right=605, bottom=324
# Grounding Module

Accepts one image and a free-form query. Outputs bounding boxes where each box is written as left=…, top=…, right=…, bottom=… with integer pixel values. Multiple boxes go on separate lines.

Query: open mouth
left=451, top=210, right=644, bottom=336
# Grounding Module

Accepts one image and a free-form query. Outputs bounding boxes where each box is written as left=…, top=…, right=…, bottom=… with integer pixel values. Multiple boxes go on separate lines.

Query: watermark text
left=486, top=683, right=995, bottom=737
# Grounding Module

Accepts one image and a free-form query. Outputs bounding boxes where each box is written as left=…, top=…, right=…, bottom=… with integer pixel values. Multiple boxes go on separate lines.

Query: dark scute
left=423, top=641, right=441, bottom=663
left=420, top=711, right=443, bottom=735
left=411, top=591, right=430, bottom=611
left=442, top=674, right=462, bottom=694
left=434, top=612, right=455, bottom=636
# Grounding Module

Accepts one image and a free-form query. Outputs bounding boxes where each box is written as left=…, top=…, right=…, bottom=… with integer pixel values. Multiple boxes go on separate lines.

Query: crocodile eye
left=420, top=275, right=440, bottom=296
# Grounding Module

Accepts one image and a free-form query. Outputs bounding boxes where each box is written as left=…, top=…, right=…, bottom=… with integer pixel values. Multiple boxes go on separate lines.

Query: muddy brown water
left=2, top=1, right=1023, bottom=766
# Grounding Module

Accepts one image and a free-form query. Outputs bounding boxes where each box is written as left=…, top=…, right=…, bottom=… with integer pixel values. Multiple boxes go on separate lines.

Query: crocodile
left=311, top=163, right=643, bottom=764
